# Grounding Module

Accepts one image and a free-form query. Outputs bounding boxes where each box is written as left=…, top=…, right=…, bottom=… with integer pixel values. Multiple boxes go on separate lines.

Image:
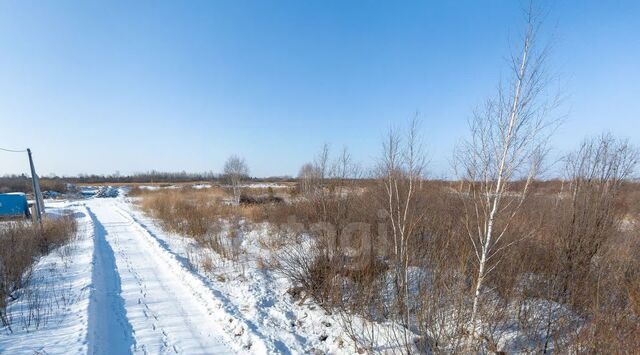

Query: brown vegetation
left=0, top=175, right=70, bottom=194
left=135, top=186, right=289, bottom=260
left=0, top=216, right=77, bottom=326
left=135, top=168, right=640, bottom=352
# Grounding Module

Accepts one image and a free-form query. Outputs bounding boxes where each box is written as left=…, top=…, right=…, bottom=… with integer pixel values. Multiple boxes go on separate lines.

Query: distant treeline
left=66, top=171, right=294, bottom=184
left=0, top=175, right=68, bottom=194
left=0, top=171, right=295, bottom=193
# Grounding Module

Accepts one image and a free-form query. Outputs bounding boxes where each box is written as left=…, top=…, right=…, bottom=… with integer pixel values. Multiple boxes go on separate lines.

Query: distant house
left=0, top=192, right=31, bottom=219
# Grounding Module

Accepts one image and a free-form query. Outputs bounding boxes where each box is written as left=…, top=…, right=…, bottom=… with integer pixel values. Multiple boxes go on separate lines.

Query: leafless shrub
left=372, top=117, right=428, bottom=351
left=298, top=162, right=321, bottom=196
left=0, top=216, right=77, bottom=328
left=271, top=239, right=337, bottom=306
left=536, top=134, right=639, bottom=352
left=224, top=155, right=250, bottom=205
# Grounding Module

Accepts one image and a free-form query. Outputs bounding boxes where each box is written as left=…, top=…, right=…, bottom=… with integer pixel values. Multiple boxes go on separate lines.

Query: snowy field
left=0, top=193, right=370, bottom=354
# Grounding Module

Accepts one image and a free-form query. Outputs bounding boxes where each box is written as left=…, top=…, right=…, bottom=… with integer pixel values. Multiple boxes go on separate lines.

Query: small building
left=0, top=192, right=31, bottom=219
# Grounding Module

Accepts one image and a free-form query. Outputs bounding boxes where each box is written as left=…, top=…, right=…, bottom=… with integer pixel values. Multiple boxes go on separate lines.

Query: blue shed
left=0, top=193, right=31, bottom=218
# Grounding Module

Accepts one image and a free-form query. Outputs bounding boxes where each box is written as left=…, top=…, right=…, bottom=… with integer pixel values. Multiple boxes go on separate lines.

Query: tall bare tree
left=454, top=4, right=561, bottom=344
left=223, top=155, right=249, bottom=205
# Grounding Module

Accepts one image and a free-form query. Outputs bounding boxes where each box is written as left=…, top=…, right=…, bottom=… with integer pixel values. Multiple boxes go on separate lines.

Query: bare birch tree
left=223, top=155, right=249, bottom=205
left=297, top=163, right=320, bottom=196
left=559, top=134, right=637, bottom=299
left=305, top=144, right=361, bottom=253
left=306, top=144, right=331, bottom=222
left=454, top=4, right=561, bottom=345
left=377, top=117, right=427, bottom=351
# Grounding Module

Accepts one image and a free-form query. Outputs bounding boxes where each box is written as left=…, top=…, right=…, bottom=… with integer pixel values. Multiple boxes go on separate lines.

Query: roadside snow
left=0, top=202, right=93, bottom=354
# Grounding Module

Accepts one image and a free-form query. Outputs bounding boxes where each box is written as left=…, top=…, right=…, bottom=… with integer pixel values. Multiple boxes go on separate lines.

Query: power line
left=0, top=147, right=27, bottom=153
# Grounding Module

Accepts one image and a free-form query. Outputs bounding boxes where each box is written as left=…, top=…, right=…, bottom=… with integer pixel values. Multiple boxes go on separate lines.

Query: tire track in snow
left=112, top=201, right=287, bottom=354
left=87, top=200, right=234, bottom=354
left=86, top=206, right=136, bottom=355
left=109, top=228, right=177, bottom=354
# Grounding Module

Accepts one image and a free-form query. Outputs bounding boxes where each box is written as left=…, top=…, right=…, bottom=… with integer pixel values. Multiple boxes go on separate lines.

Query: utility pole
left=27, top=148, right=44, bottom=223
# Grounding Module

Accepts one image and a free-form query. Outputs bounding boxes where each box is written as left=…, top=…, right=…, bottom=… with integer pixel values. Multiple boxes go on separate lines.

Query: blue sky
left=0, top=1, right=638, bottom=177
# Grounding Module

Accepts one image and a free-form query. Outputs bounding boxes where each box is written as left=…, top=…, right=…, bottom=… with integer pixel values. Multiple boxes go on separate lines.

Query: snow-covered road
left=85, top=199, right=234, bottom=354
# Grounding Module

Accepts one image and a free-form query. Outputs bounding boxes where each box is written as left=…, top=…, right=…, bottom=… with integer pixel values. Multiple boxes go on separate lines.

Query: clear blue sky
left=0, top=1, right=638, bottom=178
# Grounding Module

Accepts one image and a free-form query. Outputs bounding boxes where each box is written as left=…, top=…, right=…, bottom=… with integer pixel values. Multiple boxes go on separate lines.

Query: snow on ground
left=137, top=185, right=181, bottom=191
left=192, top=184, right=212, bottom=189
left=0, top=201, right=93, bottom=354
left=84, top=199, right=238, bottom=354
left=138, top=185, right=161, bottom=191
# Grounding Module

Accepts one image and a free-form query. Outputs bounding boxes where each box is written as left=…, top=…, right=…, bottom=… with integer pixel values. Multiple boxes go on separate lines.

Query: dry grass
left=135, top=186, right=286, bottom=262
left=0, top=216, right=77, bottom=326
